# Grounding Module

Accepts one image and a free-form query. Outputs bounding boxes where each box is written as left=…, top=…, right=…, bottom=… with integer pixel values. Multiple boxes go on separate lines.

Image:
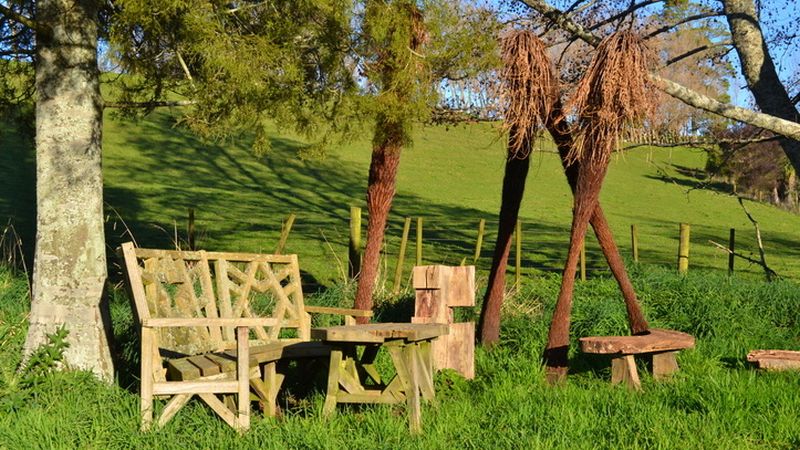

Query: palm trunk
left=353, top=120, right=403, bottom=319
left=547, top=105, right=648, bottom=335
left=23, top=0, right=114, bottom=381
left=478, top=132, right=531, bottom=345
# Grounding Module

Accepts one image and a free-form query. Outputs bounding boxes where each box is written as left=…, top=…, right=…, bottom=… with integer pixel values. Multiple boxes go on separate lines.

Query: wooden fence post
left=274, top=213, right=296, bottom=254
left=579, top=239, right=586, bottom=282
left=416, top=217, right=423, bottom=266
left=515, top=219, right=522, bottom=291
left=393, top=217, right=412, bottom=294
left=631, top=224, right=639, bottom=263
left=678, top=223, right=690, bottom=273
left=728, top=228, right=735, bottom=274
left=187, top=208, right=196, bottom=251
left=349, top=206, right=362, bottom=278
left=473, top=218, right=486, bottom=265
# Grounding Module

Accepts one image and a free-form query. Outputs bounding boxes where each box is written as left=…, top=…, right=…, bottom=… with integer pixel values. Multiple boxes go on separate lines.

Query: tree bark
left=547, top=106, right=649, bottom=336
left=723, top=0, right=800, bottom=173
left=353, top=120, right=403, bottom=320
left=477, top=133, right=531, bottom=345
left=23, top=0, right=114, bottom=381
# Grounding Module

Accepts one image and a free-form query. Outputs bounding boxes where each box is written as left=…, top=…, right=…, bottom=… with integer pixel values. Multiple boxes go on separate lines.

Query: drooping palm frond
left=500, top=29, right=557, bottom=159
left=567, top=30, right=657, bottom=166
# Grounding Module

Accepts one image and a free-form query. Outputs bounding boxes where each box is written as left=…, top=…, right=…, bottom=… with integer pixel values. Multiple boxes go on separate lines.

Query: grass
left=0, top=265, right=799, bottom=448
left=2, top=108, right=800, bottom=289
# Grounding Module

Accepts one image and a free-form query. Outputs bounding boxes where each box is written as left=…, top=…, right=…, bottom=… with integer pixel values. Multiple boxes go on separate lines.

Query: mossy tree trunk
left=22, top=0, right=114, bottom=381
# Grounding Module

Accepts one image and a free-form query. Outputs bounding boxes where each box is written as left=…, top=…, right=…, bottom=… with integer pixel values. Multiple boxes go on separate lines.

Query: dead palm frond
left=500, top=29, right=557, bottom=159
left=567, top=31, right=657, bottom=166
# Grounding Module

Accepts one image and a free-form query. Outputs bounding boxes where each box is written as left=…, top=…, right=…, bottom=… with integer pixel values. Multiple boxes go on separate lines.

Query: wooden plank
left=412, top=265, right=441, bottom=289
left=167, top=358, right=202, bottom=381
left=198, top=252, right=223, bottom=345
left=140, top=326, right=155, bottom=431
left=119, top=243, right=152, bottom=321
left=187, top=355, right=222, bottom=377
left=215, top=259, right=235, bottom=341
left=143, top=317, right=278, bottom=327
left=611, top=355, right=641, bottom=390
left=579, top=329, right=695, bottom=355
left=446, top=266, right=475, bottom=307
left=652, top=351, right=679, bottom=379
left=157, top=394, right=192, bottom=427
left=322, top=349, right=343, bottom=416
left=134, top=248, right=296, bottom=264
left=405, top=343, right=422, bottom=433
left=198, top=393, right=236, bottom=428
left=237, top=327, right=250, bottom=431
left=747, top=350, right=800, bottom=370
left=153, top=380, right=239, bottom=395
left=311, top=323, right=448, bottom=343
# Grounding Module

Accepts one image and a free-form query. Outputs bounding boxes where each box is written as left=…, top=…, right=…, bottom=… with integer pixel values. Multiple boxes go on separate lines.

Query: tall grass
left=1, top=265, right=799, bottom=448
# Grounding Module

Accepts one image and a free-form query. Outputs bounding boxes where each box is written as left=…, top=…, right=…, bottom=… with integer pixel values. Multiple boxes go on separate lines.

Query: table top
left=311, top=322, right=448, bottom=343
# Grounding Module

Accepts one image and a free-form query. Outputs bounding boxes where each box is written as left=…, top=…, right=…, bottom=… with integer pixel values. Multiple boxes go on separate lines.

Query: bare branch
left=104, top=100, right=196, bottom=109
left=736, top=197, right=775, bottom=281
left=709, top=240, right=779, bottom=279
left=516, top=0, right=800, bottom=141
left=643, top=11, right=724, bottom=40
left=0, top=4, right=38, bottom=31
left=586, top=0, right=662, bottom=32
left=665, top=41, right=731, bottom=66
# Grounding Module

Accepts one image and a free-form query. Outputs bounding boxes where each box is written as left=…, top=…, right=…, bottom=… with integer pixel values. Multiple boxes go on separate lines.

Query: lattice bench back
left=119, top=243, right=310, bottom=356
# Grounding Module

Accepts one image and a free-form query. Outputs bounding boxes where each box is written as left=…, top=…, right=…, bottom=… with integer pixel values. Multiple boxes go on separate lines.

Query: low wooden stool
left=579, top=329, right=695, bottom=390
left=747, top=350, right=800, bottom=371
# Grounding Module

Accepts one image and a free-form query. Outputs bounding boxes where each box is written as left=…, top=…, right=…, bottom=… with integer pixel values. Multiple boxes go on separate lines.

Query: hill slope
left=2, top=110, right=799, bottom=286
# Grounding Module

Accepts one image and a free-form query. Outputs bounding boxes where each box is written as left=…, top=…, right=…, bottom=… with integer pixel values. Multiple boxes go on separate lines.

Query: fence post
left=630, top=224, right=639, bottom=263
left=274, top=213, right=296, bottom=254
left=579, top=239, right=586, bottom=282
left=416, top=217, right=423, bottom=266
left=187, top=208, right=196, bottom=251
left=393, top=217, right=412, bottom=294
left=473, top=218, right=486, bottom=265
left=349, top=206, right=362, bottom=278
left=728, top=228, right=735, bottom=275
left=678, top=223, right=690, bottom=273
left=515, top=219, right=522, bottom=291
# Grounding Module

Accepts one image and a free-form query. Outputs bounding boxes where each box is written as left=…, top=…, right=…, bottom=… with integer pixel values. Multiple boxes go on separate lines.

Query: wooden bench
left=579, top=329, right=695, bottom=390
left=747, top=350, right=800, bottom=371
left=118, top=242, right=371, bottom=431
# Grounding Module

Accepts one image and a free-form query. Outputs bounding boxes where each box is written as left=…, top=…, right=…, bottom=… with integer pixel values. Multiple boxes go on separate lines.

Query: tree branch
left=515, top=0, right=800, bottom=141
left=0, top=4, right=38, bottom=31
left=665, top=41, right=731, bottom=66
left=587, top=0, right=663, bottom=32
left=103, top=100, right=196, bottom=109
left=643, top=11, right=724, bottom=40
left=709, top=240, right=778, bottom=279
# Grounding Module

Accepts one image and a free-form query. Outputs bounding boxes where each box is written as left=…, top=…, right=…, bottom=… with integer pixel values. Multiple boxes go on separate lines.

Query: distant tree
left=1, top=0, right=114, bottom=380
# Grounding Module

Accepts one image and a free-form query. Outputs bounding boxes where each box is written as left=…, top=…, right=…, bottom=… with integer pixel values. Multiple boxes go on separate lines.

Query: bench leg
left=322, top=348, right=343, bottom=416
left=611, top=355, right=641, bottom=390
left=652, top=351, right=679, bottom=380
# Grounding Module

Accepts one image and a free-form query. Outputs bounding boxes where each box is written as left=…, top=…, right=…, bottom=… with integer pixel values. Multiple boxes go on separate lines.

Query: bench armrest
left=142, top=318, right=279, bottom=328
left=304, top=305, right=373, bottom=318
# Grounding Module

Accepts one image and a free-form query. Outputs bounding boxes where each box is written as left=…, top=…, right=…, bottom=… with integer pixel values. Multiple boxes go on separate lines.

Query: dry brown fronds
left=567, top=31, right=657, bottom=166
left=407, top=3, right=428, bottom=51
left=500, top=29, right=557, bottom=159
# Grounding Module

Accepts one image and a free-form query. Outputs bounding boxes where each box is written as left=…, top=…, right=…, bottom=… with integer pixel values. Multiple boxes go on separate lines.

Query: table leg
left=360, top=344, right=383, bottom=385
left=404, top=343, right=422, bottom=434
left=417, top=340, right=435, bottom=401
left=323, top=347, right=343, bottom=416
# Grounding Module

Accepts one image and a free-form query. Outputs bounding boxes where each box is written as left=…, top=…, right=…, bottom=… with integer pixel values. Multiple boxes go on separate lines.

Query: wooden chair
left=118, top=242, right=371, bottom=431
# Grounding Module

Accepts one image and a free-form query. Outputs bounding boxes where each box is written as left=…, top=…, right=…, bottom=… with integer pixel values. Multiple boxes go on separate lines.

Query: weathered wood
left=652, top=351, right=680, bottom=379
left=188, top=208, right=196, bottom=251
left=678, top=223, right=690, bottom=273
left=579, top=329, right=695, bottom=355
left=416, top=217, right=423, bottom=266
left=143, top=318, right=279, bottom=328
left=349, top=206, right=362, bottom=278
left=311, top=323, right=448, bottom=343
left=473, top=218, right=486, bottom=264
left=611, top=355, right=641, bottom=390
left=304, top=305, right=373, bottom=318
left=393, top=217, right=412, bottom=294
left=275, top=213, right=296, bottom=254
left=728, top=228, right=736, bottom=274
left=236, top=326, right=250, bottom=431
left=747, top=350, right=800, bottom=370
left=322, top=349, right=343, bottom=416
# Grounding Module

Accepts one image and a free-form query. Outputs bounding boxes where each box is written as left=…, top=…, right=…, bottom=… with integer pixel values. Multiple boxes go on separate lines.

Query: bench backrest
left=119, top=242, right=310, bottom=355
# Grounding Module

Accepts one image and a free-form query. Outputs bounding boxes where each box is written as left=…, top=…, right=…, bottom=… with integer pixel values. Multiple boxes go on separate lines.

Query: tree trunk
left=353, top=120, right=403, bottom=319
left=477, top=133, right=530, bottom=345
left=23, top=0, right=114, bottom=381
left=547, top=106, right=649, bottom=336
left=723, top=0, right=800, bottom=174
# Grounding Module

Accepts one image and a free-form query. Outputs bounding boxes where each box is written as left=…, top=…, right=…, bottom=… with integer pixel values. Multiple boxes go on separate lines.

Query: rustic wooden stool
left=747, top=350, right=800, bottom=371
left=579, top=329, right=695, bottom=390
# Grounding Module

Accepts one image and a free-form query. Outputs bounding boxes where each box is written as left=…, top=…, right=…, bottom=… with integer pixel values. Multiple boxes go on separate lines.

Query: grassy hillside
left=2, top=109, right=800, bottom=287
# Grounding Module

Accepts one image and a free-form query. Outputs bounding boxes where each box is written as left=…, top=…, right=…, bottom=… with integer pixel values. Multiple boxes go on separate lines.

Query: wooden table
left=311, top=323, right=448, bottom=433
